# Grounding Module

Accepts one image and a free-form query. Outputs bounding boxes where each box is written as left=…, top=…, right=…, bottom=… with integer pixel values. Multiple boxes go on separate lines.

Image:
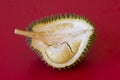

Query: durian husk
left=24, top=14, right=96, bottom=69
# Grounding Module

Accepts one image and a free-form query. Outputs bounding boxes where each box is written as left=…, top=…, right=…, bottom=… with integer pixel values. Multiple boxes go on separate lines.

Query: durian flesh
left=14, top=14, right=95, bottom=69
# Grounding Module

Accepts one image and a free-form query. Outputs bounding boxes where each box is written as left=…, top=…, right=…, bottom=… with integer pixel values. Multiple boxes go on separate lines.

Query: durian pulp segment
left=30, top=19, right=94, bottom=68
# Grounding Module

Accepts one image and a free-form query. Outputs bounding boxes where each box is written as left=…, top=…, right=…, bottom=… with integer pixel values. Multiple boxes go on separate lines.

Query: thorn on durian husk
left=78, top=59, right=81, bottom=62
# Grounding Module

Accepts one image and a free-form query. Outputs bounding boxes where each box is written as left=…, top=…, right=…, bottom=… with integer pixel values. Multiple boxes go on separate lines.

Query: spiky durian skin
left=25, top=14, right=95, bottom=69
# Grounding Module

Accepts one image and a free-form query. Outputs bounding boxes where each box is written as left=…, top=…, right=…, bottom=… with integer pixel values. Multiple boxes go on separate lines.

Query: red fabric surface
left=0, top=0, right=120, bottom=80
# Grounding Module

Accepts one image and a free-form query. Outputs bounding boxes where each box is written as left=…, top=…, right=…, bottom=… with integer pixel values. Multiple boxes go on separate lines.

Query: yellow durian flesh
left=15, top=14, right=95, bottom=69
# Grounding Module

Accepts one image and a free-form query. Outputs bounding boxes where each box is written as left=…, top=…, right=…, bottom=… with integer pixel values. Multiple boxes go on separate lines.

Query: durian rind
left=26, top=14, right=95, bottom=69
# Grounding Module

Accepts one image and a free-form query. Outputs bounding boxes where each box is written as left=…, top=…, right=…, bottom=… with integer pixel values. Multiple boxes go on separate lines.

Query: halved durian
left=14, top=14, right=95, bottom=69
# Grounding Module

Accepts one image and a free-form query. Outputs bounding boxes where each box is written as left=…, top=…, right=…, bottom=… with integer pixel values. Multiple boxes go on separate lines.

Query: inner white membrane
left=31, top=19, right=94, bottom=68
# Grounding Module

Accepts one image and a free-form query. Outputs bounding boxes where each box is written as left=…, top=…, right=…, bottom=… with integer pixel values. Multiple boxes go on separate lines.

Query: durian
left=14, top=14, right=95, bottom=69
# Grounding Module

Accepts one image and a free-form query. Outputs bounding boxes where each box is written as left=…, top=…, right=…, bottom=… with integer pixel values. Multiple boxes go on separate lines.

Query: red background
left=0, top=0, right=120, bottom=80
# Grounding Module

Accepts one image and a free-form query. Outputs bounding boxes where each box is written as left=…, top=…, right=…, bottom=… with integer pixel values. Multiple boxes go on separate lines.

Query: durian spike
left=14, top=28, right=35, bottom=39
